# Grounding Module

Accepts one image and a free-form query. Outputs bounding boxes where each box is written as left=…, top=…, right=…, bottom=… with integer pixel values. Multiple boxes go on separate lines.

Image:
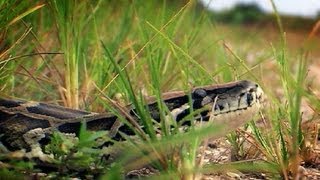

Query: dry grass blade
left=0, top=27, right=32, bottom=59
left=93, top=82, right=146, bottom=140
left=7, top=4, right=45, bottom=27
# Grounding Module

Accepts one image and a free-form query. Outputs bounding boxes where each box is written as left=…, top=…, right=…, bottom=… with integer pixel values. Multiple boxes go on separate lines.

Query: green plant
left=241, top=1, right=313, bottom=179
left=0, top=1, right=44, bottom=94
left=44, top=122, right=109, bottom=178
left=1, top=0, right=319, bottom=179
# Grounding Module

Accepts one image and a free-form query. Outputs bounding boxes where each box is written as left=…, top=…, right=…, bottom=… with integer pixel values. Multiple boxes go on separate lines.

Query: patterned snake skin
left=0, top=80, right=264, bottom=150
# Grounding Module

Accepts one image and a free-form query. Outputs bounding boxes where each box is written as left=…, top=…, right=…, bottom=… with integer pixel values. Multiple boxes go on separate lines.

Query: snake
left=0, top=80, right=264, bottom=153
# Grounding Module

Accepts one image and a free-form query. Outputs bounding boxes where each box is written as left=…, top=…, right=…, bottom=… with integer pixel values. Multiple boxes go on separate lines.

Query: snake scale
left=0, top=80, right=264, bottom=153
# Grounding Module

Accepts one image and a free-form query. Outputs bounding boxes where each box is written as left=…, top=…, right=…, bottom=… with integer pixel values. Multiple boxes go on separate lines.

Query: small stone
left=203, top=158, right=210, bottom=163
left=227, top=172, right=241, bottom=179
left=204, top=150, right=212, bottom=155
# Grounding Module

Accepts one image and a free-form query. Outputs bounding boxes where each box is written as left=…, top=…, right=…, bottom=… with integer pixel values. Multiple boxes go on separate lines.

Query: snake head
left=209, top=80, right=265, bottom=130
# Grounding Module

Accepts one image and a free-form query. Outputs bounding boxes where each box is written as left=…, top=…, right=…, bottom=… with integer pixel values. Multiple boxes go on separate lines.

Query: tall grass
left=1, top=0, right=319, bottom=179
left=238, top=1, right=317, bottom=179
left=0, top=1, right=44, bottom=94
left=46, top=0, right=105, bottom=108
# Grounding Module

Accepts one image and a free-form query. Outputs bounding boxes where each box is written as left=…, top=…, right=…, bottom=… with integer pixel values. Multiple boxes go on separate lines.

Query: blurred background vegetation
left=1, top=0, right=319, bottom=179
left=1, top=0, right=319, bottom=108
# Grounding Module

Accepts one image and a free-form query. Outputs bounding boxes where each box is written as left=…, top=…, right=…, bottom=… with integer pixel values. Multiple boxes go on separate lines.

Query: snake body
left=0, top=80, right=264, bottom=151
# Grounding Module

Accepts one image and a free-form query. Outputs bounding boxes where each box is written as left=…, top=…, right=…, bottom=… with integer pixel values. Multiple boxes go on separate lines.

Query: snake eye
left=249, top=88, right=255, bottom=93
left=192, top=88, right=207, bottom=98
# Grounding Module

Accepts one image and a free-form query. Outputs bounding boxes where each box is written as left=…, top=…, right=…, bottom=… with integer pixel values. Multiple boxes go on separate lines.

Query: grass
left=1, top=0, right=319, bottom=179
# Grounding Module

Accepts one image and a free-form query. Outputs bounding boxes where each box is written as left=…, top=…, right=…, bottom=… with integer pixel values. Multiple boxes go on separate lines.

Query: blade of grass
left=101, top=41, right=157, bottom=140
left=7, top=4, right=45, bottom=27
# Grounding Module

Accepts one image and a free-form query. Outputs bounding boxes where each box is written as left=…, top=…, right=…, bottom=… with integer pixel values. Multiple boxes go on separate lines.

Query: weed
left=1, top=0, right=319, bottom=179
